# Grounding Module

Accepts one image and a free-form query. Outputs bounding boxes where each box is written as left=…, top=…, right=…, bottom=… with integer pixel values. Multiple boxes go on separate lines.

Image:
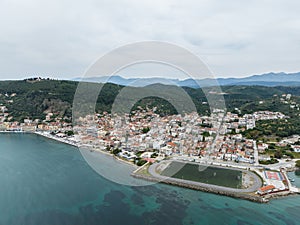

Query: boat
left=288, top=177, right=295, bottom=182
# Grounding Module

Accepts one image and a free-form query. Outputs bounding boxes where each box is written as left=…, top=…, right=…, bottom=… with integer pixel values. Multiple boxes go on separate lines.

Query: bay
left=0, top=133, right=299, bottom=225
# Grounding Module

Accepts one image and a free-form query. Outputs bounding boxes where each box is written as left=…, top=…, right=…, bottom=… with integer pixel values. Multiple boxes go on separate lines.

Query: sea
left=0, top=133, right=300, bottom=225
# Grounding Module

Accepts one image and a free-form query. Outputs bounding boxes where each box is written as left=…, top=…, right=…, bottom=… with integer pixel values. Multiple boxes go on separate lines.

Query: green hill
left=0, top=79, right=299, bottom=122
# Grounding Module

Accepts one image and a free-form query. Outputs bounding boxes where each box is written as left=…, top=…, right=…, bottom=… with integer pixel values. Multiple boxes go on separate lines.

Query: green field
left=161, top=161, right=243, bottom=188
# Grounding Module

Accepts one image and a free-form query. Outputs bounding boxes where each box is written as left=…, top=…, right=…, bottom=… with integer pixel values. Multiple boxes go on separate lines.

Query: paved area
left=253, top=140, right=259, bottom=166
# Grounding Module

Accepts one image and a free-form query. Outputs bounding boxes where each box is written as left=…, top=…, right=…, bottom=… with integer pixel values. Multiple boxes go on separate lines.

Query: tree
left=202, top=131, right=210, bottom=137
left=65, top=130, right=74, bottom=136
left=296, top=160, right=300, bottom=168
left=151, top=153, right=158, bottom=158
left=112, top=148, right=121, bottom=155
left=136, top=159, right=147, bottom=166
left=274, top=150, right=283, bottom=159
left=142, top=127, right=150, bottom=134
left=268, top=143, right=276, bottom=150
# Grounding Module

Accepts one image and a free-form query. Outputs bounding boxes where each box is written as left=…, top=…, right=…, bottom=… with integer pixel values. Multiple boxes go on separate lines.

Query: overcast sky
left=0, top=0, right=300, bottom=80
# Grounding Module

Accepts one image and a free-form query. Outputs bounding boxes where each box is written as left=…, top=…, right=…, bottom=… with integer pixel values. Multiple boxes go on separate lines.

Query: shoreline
left=34, top=131, right=138, bottom=169
left=132, top=160, right=300, bottom=203
left=131, top=172, right=269, bottom=203
left=133, top=161, right=266, bottom=203
left=1, top=131, right=299, bottom=203
left=0, top=131, right=137, bottom=169
left=132, top=170, right=299, bottom=203
left=34, top=131, right=80, bottom=148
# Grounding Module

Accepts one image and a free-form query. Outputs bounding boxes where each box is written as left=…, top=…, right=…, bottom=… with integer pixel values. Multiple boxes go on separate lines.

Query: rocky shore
left=132, top=162, right=300, bottom=203
left=131, top=172, right=268, bottom=203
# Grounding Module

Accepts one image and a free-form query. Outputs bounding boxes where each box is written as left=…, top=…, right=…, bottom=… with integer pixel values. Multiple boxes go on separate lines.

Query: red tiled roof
left=167, top=142, right=176, bottom=147
left=259, top=185, right=275, bottom=192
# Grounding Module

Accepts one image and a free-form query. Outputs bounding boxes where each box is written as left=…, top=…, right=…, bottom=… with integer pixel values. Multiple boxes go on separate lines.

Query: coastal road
left=253, top=140, right=259, bottom=166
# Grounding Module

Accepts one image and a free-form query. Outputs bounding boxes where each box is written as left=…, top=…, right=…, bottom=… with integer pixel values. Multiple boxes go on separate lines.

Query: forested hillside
left=0, top=79, right=299, bottom=122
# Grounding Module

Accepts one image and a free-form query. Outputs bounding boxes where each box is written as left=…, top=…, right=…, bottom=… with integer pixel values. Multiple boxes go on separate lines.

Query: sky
left=0, top=0, right=300, bottom=80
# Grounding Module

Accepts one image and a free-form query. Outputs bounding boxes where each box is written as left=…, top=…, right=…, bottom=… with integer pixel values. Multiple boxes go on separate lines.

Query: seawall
left=131, top=172, right=268, bottom=203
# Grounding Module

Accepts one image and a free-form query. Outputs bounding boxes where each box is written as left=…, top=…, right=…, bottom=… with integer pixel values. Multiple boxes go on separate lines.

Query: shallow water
left=0, top=133, right=299, bottom=225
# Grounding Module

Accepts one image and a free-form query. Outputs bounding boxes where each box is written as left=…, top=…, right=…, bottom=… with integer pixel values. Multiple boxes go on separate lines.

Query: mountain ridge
left=73, top=72, right=300, bottom=88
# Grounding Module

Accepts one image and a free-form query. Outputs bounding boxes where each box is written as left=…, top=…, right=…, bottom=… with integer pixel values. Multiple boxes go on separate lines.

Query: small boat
left=288, top=177, right=295, bottom=182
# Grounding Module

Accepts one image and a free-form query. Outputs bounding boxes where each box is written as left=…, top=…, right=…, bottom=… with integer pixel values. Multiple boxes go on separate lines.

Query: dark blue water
left=0, top=133, right=300, bottom=225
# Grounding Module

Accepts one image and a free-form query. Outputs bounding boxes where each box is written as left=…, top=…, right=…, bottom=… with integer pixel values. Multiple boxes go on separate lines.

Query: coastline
left=132, top=160, right=300, bottom=203
left=34, top=131, right=79, bottom=148
left=0, top=130, right=137, bottom=169
left=132, top=170, right=299, bottom=203
left=34, top=131, right=138, bottom=169
left=132, top=161, right=266, bottom=203
left=132, top=171, right=268, bottom=203
left=1, top=131, right=299, bottom=203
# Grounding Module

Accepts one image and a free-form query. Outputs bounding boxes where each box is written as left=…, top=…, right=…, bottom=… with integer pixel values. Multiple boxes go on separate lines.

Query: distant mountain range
left=73, top=72, right=300, bottom=88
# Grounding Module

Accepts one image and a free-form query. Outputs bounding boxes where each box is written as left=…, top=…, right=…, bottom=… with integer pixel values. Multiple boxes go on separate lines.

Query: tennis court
left=264, top=171, right=283, bottom=181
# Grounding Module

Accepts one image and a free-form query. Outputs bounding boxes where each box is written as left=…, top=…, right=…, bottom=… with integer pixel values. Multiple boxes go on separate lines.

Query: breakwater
left=131, top=172, right=268, bottom=203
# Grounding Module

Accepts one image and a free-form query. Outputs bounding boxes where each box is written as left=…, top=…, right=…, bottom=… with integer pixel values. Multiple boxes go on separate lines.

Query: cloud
left=0, top=0, right=299, bottom=79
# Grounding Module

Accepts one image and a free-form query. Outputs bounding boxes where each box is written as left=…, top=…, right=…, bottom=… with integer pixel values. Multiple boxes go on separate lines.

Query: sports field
left=264, top=171, right=283, bottom=181
left=161, top=161, right=243, bottom=188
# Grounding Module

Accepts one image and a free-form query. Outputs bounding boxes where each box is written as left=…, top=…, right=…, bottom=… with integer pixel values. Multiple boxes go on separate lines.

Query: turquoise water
left=0, top=133, right=300, bottom=225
